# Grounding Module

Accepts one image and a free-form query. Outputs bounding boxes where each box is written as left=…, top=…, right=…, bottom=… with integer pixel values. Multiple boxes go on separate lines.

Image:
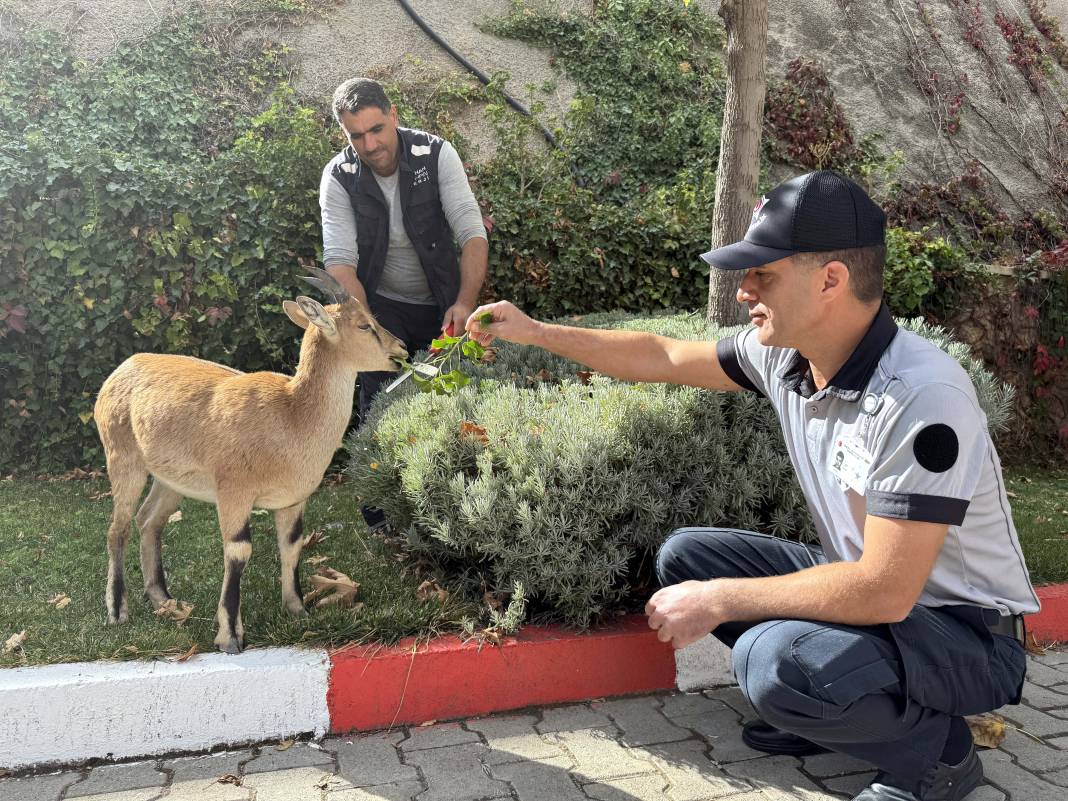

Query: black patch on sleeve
left=913, top=423, right=959, bottom=473
left=716, top=336, right=761, bottom=395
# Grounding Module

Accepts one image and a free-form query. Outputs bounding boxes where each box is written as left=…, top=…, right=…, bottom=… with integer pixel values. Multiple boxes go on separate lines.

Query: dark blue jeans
left=655, top=528, right=1026, bottom=784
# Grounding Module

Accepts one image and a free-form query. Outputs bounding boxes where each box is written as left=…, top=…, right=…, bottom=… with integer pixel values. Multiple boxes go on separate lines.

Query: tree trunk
left=706, top=0, right=769, bottom=326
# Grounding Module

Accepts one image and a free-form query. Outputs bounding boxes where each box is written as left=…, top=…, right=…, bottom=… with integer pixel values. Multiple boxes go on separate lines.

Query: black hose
left=394, top=0, right=574, bottom=164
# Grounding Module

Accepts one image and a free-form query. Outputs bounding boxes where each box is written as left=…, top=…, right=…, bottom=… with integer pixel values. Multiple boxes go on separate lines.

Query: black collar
left=778, top=303, right=898, bottom=401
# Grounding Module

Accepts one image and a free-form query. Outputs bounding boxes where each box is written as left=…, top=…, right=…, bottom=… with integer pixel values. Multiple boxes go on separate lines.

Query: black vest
left=330, top=127, right=460, bottom=314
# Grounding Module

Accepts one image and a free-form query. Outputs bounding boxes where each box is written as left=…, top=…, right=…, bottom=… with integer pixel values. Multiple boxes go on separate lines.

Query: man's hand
left=645, top=580, right=725, bottom=650
left=441, top=303, right=474, bottom=340
left=464, top=301, right=541, bottom=347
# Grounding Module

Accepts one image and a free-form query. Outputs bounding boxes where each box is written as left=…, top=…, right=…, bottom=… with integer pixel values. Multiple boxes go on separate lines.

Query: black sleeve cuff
left=867, top=491, right=970, bottom=525
left=716, top=336, right=761, bottom=395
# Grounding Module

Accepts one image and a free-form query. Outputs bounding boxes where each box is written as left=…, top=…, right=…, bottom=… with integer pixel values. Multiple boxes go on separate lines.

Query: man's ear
left=822, top=260, right=850, bottom=301
left=282, top=300, right=309, bottom=330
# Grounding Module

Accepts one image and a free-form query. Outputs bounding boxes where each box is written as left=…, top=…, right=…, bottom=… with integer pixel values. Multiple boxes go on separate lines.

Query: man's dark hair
left=332, top=78, right=392, bottom=123
left=795, top=245, right=886, bottom=304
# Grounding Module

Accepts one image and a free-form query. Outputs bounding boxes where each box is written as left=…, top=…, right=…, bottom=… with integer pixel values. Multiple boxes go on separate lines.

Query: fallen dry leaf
left=303, top=530, right=327, bottom=549
left=1025, top=630, right=1048, bottom=656
left=48, top=593, right=71, bottom=610
left=418, top=719, right=438, bottom=727
left=966, top=712, right=1007, bottom=748
left=88, top=488, right=111, bottom=501
left=304, top=555, right=330, bottom=566
left=416, top=579, right=450, bottom=605
left=1005, top=490, right=1018, bottom=498
left=217, top=774, right=242, bottom=786
left=112, top=644, right=140, bottom=658
left=167, top=510, right=182, bottom=524
left=305, top=568, right=359, bottom=608
left=480, top=347, right=498, bottom=364
left=172, top=643, right=199, bottom=663
left=315, top=773, right=342, bottom=790
left=535, top=368, right=551, bottom=382
left=154, top=599, right=194, bottom=627
left=459, top=421, right=489, bottom=445
left=576, top=370, right=594, bottom=385
left=2, top=630, right=26, bottom=654
left=483, top=591, right=503, bottom=612
left=275, top=739, right=294, bottom=751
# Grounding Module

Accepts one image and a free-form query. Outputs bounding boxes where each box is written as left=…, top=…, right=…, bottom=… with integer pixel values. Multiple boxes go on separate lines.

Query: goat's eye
left=357, top=323, right=372, bottom=331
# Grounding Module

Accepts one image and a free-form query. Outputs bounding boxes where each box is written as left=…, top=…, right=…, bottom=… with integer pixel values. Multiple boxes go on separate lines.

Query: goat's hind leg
left=104, top=461, right=148, bottom=624
left=275, top=501, right=308, bottom=617
left=136, top=478, right=182, bottom=607
left=214, top=493, right=255, bottom=654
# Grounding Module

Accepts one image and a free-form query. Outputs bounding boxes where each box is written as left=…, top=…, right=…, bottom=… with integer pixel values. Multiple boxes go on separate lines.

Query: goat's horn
left=300, top=266, right=348, bottom=304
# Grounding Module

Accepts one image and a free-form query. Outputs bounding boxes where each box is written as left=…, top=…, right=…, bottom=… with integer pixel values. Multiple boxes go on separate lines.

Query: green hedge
left=346, top=312, right=1014, bottom=627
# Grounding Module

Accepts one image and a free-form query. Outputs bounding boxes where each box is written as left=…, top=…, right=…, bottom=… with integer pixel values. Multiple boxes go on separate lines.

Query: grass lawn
left=1004, top=465, right=1068, bottom=587
left=1, top=465, right=1065, bottom=668
left=0, top=477, right=480, bottom=667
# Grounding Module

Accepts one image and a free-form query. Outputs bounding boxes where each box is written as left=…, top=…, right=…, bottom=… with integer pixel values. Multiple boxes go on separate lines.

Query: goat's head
left=283, top=268, right=407, bottom=373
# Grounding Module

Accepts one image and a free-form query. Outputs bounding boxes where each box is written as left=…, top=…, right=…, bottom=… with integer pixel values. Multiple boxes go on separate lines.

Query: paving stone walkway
left=4, top=649, right=1067, bottom=801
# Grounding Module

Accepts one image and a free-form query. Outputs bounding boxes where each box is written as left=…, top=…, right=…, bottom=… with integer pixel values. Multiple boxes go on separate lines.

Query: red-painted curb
left=1032, top=583, right=1068, bottom=642
left=327, top=614, right=675, bottom=733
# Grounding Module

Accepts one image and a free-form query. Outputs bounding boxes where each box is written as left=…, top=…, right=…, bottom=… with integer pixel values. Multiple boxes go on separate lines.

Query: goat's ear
left=295, top=295, right=339, bottom=338
left=282, top=300, right=310, bottom=330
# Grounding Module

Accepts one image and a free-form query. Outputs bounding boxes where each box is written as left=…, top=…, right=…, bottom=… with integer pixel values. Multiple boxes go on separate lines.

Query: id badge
left=829, top=436, right=873, bottom=495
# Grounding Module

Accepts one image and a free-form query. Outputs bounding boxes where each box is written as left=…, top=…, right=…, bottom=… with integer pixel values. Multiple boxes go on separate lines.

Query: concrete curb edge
left=2, top=584, right=1065, bottom=771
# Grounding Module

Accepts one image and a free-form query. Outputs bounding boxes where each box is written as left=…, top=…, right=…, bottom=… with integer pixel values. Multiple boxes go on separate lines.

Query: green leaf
left=461, top=340, right=485, bottom=360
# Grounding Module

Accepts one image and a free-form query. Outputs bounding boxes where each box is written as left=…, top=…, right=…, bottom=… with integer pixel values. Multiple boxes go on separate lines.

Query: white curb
left=675, top=634, right=734, bottom=692
left=0, top=648, right=330, bottom=771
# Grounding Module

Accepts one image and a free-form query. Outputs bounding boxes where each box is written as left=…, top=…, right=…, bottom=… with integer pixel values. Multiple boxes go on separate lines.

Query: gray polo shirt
left=718, top=305, right=1040, bottom=615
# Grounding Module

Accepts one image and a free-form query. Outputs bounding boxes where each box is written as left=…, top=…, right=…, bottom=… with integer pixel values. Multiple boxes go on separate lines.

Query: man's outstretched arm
left=465, top=300, right=747, bottom=391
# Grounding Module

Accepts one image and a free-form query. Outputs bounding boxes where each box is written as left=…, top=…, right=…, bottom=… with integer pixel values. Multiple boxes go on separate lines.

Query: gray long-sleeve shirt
left=319, top=140, right=486, bottom=305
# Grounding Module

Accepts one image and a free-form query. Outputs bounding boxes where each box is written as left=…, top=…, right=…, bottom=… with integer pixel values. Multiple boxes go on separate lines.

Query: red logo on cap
left=750, top=195, right=769, bottom=226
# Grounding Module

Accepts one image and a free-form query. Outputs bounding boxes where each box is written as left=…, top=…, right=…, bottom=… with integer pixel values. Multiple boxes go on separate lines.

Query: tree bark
left=706, top=0, right=769, bottom=326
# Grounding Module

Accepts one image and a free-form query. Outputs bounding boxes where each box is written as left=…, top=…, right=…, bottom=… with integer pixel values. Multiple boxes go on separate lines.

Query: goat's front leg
left=274, top=501, right=308, bottom=617
left=214, top=494, right=255, bottom=654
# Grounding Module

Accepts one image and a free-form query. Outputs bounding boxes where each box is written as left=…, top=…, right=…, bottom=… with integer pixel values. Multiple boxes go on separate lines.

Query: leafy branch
left=399, top=312, right=494, bottom=396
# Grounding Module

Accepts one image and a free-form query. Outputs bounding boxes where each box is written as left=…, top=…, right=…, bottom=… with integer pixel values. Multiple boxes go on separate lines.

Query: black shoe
left=741, top=719, right=829, bottom=757
left=852, top=742, right=983, bottom=801
left=360, top=505, right=388, bottom=532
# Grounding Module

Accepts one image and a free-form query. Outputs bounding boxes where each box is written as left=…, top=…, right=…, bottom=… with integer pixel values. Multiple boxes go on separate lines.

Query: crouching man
left=465, top=170, right=1039, bottom=801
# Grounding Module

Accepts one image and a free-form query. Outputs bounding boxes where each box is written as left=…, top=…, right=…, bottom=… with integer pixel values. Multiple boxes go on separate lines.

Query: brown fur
left=94, top=296, right=406, bottom=653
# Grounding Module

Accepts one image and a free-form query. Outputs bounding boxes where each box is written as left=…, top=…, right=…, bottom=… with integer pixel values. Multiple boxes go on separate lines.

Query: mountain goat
left=94, top=269, right=406, bottom=653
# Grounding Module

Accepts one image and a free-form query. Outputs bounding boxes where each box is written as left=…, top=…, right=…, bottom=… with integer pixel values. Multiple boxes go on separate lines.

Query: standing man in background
left=320, top=77, right=488, bottom=426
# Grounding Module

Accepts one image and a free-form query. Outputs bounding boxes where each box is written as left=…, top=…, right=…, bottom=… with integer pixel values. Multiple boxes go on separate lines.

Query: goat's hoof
left=216, top=637, right=243, bottom=655
left=143, top=587, right=173, bottom=607
left=107, top=609, right=129, bottom=625
left=287, top=605, right=309, bottom=618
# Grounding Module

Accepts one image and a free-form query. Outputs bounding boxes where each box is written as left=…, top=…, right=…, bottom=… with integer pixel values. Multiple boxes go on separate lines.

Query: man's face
left=339, top=106, right=399, bottom=176
left=736, top=255, right=824, bottom=349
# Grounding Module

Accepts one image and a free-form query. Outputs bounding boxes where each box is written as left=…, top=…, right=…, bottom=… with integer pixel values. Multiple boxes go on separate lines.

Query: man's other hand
left=645, top=580, right=723, bottom=650
left=465, top=301, right=541, bottom=347
left=441, top=303, right=473, bottom=340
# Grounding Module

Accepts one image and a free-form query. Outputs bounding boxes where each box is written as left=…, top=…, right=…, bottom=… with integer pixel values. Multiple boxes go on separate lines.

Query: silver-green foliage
left=347, top=312, right=1013, bottom=627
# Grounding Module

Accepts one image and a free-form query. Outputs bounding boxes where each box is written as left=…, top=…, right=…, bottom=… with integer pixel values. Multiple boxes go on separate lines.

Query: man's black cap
left=701, top=170, right=886, bottom=271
